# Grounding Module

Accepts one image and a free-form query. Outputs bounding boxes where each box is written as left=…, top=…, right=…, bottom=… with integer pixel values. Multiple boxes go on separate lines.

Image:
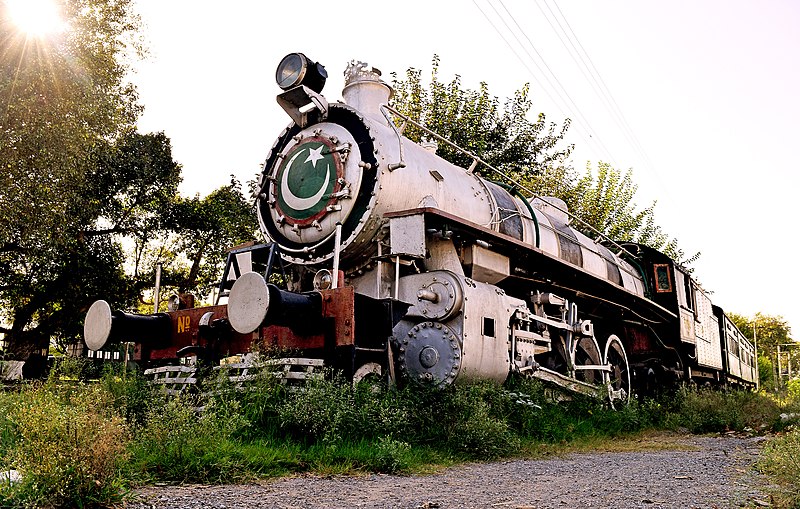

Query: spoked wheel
left=572, top=336, right=603, bottom=385
left=544, top=335, right=602, bottom=384
left=353, top=362, right=383, bottom=385
left=603, top=335, right=631, bottom=409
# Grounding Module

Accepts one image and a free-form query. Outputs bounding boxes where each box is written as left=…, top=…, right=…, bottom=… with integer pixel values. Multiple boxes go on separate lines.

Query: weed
left=275, top=374, right=409, bottom=443
left=664, top=387, right=782, bottom=433
left=98, top=366, right=158, bottom=427
left=49, top=356, right=102, bottom=382
left=371, top=436, right=413, bottom=473
left=127, top=393, right=250, bottom=483
left=2, top=363, right=793, bottom=507
left=759, top=427, right=800, bottom=507
left=0, top=383, right=129, bottom=509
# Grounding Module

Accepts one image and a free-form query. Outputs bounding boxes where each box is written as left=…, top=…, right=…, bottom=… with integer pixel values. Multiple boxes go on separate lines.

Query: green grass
left=1, top=364, right=797, bottom=508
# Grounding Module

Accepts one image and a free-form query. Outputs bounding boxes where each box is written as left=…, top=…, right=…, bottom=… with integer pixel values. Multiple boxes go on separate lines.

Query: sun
left=5, top=0, right=64, bottom=37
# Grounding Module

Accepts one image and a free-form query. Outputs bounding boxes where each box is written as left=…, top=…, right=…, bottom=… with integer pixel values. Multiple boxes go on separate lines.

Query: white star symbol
left=304, top=146, right=325, bottom=168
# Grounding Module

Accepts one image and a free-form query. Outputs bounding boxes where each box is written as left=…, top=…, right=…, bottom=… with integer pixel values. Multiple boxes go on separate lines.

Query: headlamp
left=275, top=52, right=327, bottom=93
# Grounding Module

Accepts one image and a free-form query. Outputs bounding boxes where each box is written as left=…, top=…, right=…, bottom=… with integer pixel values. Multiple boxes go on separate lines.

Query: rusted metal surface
left=136, top=305, right=246, bottom=361
left=137, top=286, right=355, bottom=362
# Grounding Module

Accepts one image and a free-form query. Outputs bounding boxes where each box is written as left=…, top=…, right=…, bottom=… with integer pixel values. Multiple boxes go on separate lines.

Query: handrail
left=492, top=180, right=540, bottom=249
left=380, top=104, right=639, bottom=262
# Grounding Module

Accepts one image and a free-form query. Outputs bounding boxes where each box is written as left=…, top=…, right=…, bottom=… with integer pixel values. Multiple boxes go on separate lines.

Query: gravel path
left=127, top=435, right=772, bottom=509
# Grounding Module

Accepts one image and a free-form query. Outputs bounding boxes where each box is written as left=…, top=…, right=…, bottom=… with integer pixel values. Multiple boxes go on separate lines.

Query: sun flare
left=6, top=0, right=64, bottom=37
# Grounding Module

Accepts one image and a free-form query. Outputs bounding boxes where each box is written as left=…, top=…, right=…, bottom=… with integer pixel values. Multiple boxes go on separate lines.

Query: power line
left=475, top=0, right=624, bottom=170
left=468, top=2, right=574, bottom=127
left=544, top=0, right=658, bottom=177
left=469, top=0, right=602, bottom=169
left=489, top=0, right=620, bottom=168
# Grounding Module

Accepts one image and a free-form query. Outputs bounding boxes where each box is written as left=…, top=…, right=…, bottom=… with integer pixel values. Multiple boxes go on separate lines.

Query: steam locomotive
left=83, top=53, right=756, bottom=403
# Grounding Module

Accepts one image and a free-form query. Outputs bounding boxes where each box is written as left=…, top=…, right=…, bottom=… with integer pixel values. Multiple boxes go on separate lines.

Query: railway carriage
left=714, top=305, right=758, bottom=387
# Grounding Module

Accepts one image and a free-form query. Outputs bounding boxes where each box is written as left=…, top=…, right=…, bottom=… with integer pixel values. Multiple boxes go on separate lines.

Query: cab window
left=654, top=264, right=672, bottom=292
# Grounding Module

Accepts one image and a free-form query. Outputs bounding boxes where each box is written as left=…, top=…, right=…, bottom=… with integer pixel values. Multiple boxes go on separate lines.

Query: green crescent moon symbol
left=280, top=147, right=331, bottom=211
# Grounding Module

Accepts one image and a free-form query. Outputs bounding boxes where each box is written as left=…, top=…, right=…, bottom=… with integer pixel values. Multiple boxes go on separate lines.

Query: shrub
left=0, top=384, right=129, bottom=509
left=99, top=366, right=157, bottom=427
left=0, top=391, right=17, bottom=467
left=665, top=387, right=781, bottom=433
left=399, top=381, right=519, bottom=459
left=219, top=365, right=288, bottom=437
left=787, top=379, right=800, bottom=402
left=275, top=374, right=409, bottom=443
left=49, top=356, right=101, bottom=382
left=370, top=436, right=413, bottom=473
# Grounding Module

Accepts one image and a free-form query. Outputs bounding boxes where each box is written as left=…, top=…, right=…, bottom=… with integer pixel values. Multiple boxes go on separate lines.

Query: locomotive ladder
left=216, top=242, right=285, bottom=304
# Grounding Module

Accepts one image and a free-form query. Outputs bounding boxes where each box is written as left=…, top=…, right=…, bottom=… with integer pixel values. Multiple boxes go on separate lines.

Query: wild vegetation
left=1, top=359, right=799, bottom=508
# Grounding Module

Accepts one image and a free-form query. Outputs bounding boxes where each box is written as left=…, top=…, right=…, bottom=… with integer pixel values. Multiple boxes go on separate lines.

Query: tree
left=564, top=162, right=698, bottom=265
left=0, top=0, right=149, bottom=363
left=0, top=129, right=181, bottom=362
left=0, top=1, right=260, bottom=372
left=158, top=177, right=259, bottom=299
left=729, top=312, right=794, bottom=390
left=389, top=57, right=693, bottom=264
left=390, top=55, right=573, bottom=177
left=729, top=312, right=793, bottom=357
left=758, top=355, right=775, bottom=392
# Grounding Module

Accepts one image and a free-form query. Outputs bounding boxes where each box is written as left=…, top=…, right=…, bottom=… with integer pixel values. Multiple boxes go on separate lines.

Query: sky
left=130, top=0, right=800, bottom=340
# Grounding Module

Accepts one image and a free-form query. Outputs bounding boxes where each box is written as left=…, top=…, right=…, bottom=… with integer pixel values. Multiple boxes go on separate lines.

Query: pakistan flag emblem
left=276, top=137, right=340, bottom=224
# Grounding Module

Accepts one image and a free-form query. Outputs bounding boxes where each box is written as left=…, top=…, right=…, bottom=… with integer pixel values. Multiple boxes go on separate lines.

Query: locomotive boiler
left=83, top=53, right=756, bottom=402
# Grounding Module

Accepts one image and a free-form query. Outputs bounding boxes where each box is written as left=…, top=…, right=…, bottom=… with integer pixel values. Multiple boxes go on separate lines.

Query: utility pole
left=753, top=320, right=759, bottom=391
left=776, top=343, right=799, bottom=389
left=154, top=263, right=163, bottom=313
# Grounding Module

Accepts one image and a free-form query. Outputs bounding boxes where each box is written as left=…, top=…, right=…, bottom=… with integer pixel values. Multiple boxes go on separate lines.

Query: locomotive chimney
left=342, top=60, right=393, bottom=126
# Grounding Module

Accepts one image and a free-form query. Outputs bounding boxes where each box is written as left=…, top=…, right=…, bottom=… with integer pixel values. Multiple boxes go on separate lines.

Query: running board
left=521, top=366, right=605, bottom=399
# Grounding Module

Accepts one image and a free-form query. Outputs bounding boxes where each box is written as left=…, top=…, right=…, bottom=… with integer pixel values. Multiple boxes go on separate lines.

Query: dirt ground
left=127, top=434, right=773, bottom=509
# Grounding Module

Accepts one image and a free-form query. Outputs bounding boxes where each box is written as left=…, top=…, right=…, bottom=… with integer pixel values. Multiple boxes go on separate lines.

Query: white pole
left=753, top=320, right=759, bottom=391
left=332, top=224, right=342, bottom=289
left=154, top=263, right=162, bottom=313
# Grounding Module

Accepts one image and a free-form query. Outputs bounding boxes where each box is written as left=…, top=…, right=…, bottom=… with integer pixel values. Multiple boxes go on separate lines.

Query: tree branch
left=81, top=226, right=130, bottom=237
left=0, top=242, right=28, bottom=254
